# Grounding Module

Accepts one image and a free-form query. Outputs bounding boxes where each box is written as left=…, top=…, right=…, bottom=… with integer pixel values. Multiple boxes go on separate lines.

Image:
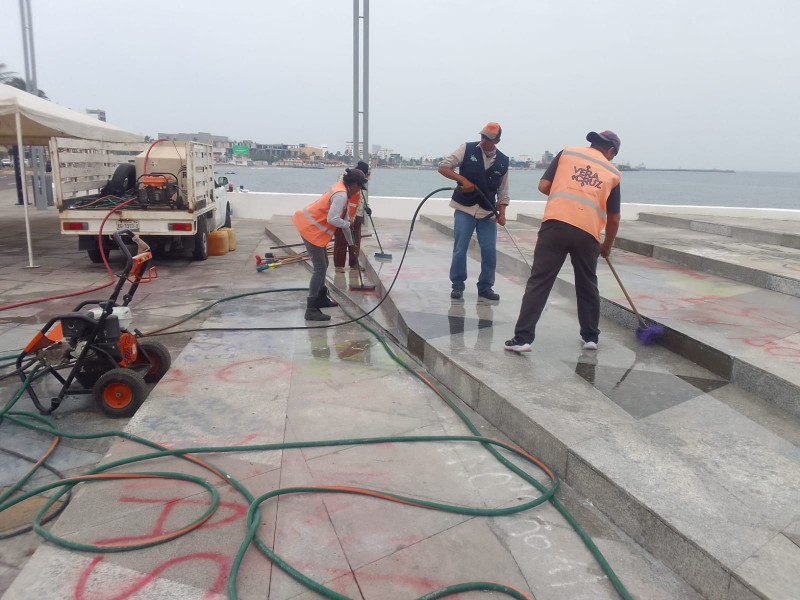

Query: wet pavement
left=0, top=190, right=798, bottom=600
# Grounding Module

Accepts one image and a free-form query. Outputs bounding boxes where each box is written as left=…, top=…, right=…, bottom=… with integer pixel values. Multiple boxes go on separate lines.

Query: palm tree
left=0, top=62, right=47, bottom=97
left=0, top=63, right=27, bottom=90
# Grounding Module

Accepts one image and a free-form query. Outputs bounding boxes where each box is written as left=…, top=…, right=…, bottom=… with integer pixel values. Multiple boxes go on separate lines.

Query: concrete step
left=308, top=215, right=800, bottom=600
left=423, top=214, right=800, bottom=420
left=516, top=214, right=800, bottom=299
left=637, top=212, right=800, bottom=250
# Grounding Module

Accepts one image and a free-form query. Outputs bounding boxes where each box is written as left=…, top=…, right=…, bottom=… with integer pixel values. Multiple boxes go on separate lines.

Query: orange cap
left=480, top=122, right=502, bottom=140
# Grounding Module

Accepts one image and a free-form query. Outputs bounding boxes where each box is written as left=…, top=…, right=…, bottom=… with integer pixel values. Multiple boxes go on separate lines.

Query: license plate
left=116, top=220, right=139, bottom=230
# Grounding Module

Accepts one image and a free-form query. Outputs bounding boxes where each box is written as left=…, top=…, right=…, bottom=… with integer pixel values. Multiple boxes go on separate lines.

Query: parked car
left=1, top=158, right=12, bottom=168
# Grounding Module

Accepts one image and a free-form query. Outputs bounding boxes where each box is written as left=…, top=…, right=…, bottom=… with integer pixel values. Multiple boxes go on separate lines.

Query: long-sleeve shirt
left=327, top=190, right=354, bottom=246
left=439, top=142, right=511, bottom=219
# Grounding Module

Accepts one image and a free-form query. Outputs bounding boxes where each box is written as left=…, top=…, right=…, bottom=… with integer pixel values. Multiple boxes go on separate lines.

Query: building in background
left=534, top=150, right=554, bottom=169
left=249, top=143, right=294, bottom=163
left=344, top=141, right=365, bottom=158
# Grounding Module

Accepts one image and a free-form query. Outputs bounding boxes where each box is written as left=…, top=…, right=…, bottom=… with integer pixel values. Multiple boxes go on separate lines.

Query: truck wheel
left=224, top=204, right=232, bottom=228
left=93, top=368, right=147, bottom=417
left=136, top=340, right=171, bottom=383
left=193, top=215, right=209, bottom=261
left=87, top=247, right=104, bottom=263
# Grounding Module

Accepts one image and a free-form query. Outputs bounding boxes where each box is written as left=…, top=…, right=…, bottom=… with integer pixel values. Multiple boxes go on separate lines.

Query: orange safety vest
left=542, top=146, right=621, bottom=241
left=291, top=182, right=359, bottom=247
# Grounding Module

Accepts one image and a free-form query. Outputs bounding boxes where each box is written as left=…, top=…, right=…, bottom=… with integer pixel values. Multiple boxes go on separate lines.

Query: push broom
left=349, top=257, right=376, bottom=292
left=604, top=257, right=664, bottom=344
left=367, top=212, right=392, bottom=261
left=362, top=192, right=392, bottom=262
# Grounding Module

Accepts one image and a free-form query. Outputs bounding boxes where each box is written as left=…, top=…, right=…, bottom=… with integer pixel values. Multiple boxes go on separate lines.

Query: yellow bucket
left=221, top=227, right=237, bottom=251
left=208, top=230, right=229, bottom=256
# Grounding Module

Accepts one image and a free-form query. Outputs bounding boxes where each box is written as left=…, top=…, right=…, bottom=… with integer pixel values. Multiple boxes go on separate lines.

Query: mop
left=604, top=257, right=665, bottom=344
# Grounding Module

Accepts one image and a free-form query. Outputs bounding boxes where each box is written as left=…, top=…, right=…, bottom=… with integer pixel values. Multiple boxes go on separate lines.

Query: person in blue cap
left=505, top=130, right=622, bottom=353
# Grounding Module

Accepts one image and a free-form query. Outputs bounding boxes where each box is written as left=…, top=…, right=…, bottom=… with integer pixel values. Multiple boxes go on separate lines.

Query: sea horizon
left=215, top=165, right=800, bottom=211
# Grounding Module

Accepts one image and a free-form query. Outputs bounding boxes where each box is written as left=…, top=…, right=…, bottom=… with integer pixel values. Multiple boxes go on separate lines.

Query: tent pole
left=15, top=112, right=37, bottom=268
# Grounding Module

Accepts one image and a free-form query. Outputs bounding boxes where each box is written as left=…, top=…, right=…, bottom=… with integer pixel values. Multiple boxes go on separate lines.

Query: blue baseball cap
left=587, top=130, right=621, bottom=153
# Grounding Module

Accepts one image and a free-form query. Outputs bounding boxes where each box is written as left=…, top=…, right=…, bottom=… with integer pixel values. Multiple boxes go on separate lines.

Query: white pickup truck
left=50, top=138, right=231, bottom=262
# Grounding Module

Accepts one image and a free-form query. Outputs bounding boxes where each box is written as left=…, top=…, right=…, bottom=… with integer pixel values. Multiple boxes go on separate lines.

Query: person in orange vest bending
left=292, top=168, right=369, bottom=321
left=505, top=130, right=622, bottom=354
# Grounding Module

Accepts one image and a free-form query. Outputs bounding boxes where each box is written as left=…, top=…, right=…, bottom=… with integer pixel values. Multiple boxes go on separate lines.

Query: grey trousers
left=303, top=239, right=329, bottom=297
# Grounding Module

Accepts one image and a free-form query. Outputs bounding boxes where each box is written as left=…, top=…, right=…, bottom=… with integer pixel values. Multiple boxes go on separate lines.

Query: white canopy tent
left=0, top=84, right=143, bottom=267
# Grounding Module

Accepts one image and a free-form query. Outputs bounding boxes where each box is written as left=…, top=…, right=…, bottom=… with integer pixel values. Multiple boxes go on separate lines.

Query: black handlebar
left=111, top=229, right=135, bottom=273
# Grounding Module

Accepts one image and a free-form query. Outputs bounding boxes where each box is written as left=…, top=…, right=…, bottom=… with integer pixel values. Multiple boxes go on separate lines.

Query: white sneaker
left=505, top=337, right=532, bottom=353
left=582, top=340, right=598, bottom=350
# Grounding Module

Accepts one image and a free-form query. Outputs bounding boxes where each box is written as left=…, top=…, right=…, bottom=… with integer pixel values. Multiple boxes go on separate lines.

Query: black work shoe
left=304, top=308, right=331, bottom=321
left=478, top=289, right=500, bottom=301
left=450, top=289, right=463, bottom=300
left=317, top=287, right=339, bottom=308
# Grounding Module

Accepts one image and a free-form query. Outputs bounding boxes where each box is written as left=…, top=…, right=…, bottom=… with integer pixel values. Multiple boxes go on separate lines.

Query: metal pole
left=352, top=0, right=360, bottom=163
left=16, top=112, right=37, bottom=268
left=21, top=0, right=46, bottom=210
left=24, top=0, right=38, bottom=93
left=363, top=0, right=369, bottom=171
left=18, top=0, right=31, bottom=89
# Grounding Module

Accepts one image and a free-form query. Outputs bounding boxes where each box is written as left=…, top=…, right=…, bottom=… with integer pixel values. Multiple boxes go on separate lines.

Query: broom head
left=635, top=321, right=665, bottom=345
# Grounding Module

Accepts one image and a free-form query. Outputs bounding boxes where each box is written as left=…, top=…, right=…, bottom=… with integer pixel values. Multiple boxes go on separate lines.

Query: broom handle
left=367, top=212, right=386, bottom=254
left=604, top=257, right=643, bottom=324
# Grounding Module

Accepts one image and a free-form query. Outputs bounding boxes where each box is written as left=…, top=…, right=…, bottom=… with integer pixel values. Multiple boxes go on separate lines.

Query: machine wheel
left=224, top=204, right=232, bottom=228
left=87, top=247, right=104, bottom=263
left=93, top=368, right=147, bottom=418
left=136, top=340, right=172, bottom=383
left=193, top=215, right=209, bottom=261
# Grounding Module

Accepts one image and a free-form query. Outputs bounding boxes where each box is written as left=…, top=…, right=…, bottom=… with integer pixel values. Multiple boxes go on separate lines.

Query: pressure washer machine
left=16, top=230, right=171, bottom=417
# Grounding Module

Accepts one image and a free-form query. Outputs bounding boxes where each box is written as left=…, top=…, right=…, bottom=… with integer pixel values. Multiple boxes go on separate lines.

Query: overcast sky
left=2, top=0, right=799, bottom=171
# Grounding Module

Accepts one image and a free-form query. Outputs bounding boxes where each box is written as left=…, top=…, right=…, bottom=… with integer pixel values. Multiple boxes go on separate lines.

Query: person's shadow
left=475, top=303, right=494, bottom=351
left=448, top=302, right=466, bottom=350
left=307, top=327, right=331, bottom=359
left=574, top=349, right=598, bottom=385
left=448, top=302, right=495, bottom=351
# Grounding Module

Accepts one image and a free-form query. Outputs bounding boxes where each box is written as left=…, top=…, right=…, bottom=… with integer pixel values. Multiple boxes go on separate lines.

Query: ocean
left=214, top=166, right=800, bottom=210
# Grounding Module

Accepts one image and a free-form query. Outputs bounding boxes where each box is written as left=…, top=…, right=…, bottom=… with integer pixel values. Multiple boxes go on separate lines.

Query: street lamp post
left=353, top=0, right=369, bottom=166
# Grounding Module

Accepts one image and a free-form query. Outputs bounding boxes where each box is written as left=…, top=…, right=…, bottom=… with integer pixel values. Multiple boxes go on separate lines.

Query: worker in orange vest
left=333, top=160, right=371, bottom=273
left=505, top=130, right=621, bottom=353
left=292, top=168, right=369, bottom=321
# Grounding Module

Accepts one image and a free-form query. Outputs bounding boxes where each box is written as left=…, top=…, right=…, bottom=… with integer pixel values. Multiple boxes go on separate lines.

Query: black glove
left=365, top=206, right=372, bottom=216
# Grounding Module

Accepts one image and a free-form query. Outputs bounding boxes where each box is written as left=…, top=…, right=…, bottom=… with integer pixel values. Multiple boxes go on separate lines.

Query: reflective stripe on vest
left=291, top=182, right=350, bottom=247
left=347, top=191, right=359, bottom=214
left=542, top=147, right=620, bottom=241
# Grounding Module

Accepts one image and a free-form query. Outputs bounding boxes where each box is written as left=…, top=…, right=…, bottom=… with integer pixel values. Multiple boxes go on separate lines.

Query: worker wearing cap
left=333, top=160, right=371, bottom=274
left=438, top=122, right=510, bottom=301
left=292, top=167, right=368, bottom=321
left=505, top=130, right=622, bottom=353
